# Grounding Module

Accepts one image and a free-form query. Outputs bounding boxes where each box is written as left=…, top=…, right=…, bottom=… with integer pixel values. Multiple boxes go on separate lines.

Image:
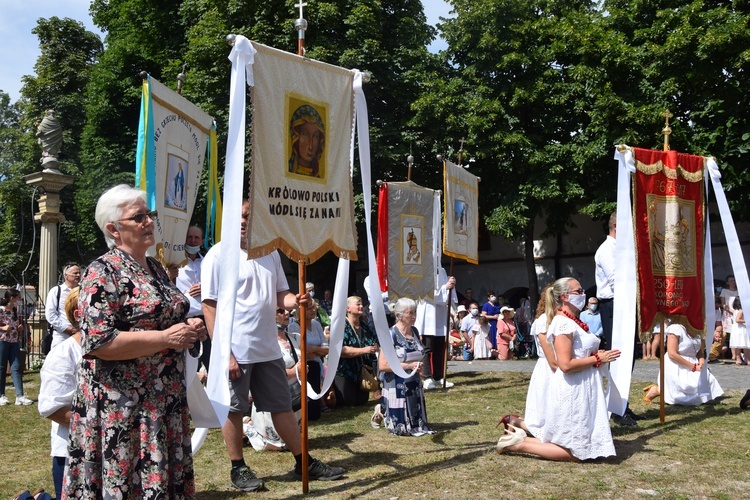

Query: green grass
left=2, top=370, right=749, bottom=498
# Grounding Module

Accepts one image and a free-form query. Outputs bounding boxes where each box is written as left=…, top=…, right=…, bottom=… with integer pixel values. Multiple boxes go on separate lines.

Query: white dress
left=541, top=315, right=615, bottom=460
left=729, top=310, right=749, bottom=349
left=720, top=288, right=738, bottom=333
left=660, top=323, right=724, bottom=405
left=524, top=315, right=554, bottom=438
left=471, top=323, right=491, bottom=359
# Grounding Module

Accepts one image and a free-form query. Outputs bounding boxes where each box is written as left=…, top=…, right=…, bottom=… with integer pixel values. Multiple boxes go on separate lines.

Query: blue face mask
left=716, top=286, right=723, bottom=293
left=589, top=304, right=598, bottom=312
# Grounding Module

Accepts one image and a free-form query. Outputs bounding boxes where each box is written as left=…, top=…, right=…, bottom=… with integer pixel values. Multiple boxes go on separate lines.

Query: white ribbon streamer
left=608, top=147, right=637, bottom=417
left=705, top=158, right=750, bottom=343
left=354, top=71, right=418, bottom=380
left=192, top=36, right=255, bottom=453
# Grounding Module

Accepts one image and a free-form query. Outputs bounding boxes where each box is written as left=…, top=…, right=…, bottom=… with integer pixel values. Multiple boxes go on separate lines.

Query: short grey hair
left=95, top=184, right=147, bottom=248
left=393, top=297, right=417, bottom=319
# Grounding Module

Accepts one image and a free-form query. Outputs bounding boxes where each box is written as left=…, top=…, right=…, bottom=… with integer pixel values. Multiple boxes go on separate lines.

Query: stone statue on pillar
left=35, top=109, right=63, bottom=172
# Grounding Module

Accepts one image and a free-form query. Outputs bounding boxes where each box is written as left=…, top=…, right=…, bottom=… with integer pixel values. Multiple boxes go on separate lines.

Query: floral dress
left=64, top=248, right=194, bottom=499
left=380, top=325, right=435, bottom=437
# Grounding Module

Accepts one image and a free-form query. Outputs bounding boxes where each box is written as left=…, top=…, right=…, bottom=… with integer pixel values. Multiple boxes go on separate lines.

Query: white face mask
left=184, top=244, right=201, bottom=255
left=568, top=293, right=587, bottom=312
left=470, top=309, right=479, bottom=316
left=489, top=296, right=497, bottom=303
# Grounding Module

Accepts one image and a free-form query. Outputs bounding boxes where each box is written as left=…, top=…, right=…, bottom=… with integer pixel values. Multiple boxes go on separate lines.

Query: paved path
left=447, top=358, right=750, bottom=391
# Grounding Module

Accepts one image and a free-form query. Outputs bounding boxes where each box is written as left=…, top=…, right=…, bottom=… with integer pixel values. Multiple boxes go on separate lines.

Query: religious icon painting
left=164, top=149, right=189, bottom=212
left=454, top=199, right=469, bottom=235
left=403, top=225, right=423, bottom=265
left=285, top=94, right=328, bottom=182
left=647, top=195, right=696, bottom=277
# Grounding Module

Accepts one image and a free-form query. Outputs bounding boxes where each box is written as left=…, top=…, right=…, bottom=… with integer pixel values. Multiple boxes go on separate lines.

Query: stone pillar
left=23, top=171, right=75, bottom=301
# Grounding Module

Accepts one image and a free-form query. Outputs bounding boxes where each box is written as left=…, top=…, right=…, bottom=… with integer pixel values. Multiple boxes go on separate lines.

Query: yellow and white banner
left=246, top=42, right=358, bottom=264
left=443, top=159, right=479, bottom=264
left=136, top=76, right=214, bottom=266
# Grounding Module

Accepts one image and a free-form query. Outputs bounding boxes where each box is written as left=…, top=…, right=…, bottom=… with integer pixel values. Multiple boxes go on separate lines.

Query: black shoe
left=230, top=465, right=265, bottom=492
left=740, top=390, right=750, bottom=410
left=613, top=413, right=637, bottom=427
left=708, top=359, right=720, bottom=364
left=625, top=408, right=646, bottom=421
left=295, top=458, right=345, bottom=481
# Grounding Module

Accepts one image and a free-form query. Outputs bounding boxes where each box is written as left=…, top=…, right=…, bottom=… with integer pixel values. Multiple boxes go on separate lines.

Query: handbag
left=359, top=362, right=378, bottom=392
left=284, top=331, right=303, bottom=411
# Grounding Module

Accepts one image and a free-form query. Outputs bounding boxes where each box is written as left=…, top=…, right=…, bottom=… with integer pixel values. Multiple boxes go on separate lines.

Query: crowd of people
left=1, top=193, right=745, bottom=495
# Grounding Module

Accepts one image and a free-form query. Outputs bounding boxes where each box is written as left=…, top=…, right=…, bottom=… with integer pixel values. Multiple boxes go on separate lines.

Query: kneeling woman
left=643, top=320, right=723, bottom=405
left=377, top=298, right=435, bottom=436
left=497, top=278, right=619, bottom=461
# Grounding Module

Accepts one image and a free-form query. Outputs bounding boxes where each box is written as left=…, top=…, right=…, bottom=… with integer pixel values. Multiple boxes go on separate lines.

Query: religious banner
left=246, top=42, right=358, bottom=263
left=443, top=159, right=479, bottom=264
left=632, top=148, right=705, bottom=338
left=135, top=76, right=214, bottom=266
left=376, top=181, right=439, bottom=302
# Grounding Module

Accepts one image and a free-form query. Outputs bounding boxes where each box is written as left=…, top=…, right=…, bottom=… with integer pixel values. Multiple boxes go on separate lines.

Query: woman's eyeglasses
left=568, top=288, right=584, bottom=295
left=118, top=210, right=158, bottom=224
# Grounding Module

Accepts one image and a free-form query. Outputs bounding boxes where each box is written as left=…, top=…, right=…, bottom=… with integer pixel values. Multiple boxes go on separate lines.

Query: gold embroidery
left=635, top=160, right=704, bottom=183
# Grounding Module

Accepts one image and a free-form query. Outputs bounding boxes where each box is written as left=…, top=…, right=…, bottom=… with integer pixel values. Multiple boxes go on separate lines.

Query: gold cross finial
left=662, top=109, right=672, bottom=151
left=458, top=137, right=466, bottom=166
left=295, top=1, right=308, bottom=18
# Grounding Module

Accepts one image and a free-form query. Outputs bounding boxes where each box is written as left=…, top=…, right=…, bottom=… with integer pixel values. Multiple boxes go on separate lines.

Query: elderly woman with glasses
left=64, top=185, right=207, bottom=499
left=497, top=278, right=620, bottom=461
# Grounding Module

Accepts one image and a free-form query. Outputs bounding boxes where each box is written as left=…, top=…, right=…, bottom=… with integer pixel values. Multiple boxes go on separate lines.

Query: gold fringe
left=635, top=159, right=705, bottom=182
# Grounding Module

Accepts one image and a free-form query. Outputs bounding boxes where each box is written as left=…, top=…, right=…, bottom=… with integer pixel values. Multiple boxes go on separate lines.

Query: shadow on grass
left=608, top=399, right=743, bottom=463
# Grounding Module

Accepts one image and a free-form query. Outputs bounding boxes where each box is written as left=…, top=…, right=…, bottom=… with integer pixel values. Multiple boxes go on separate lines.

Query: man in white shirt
left=176, top=226, right=209, bottom=371
left=416, top=268, right=457, bottom=389
left=45, top=264, right=81, bottom=351
left=202, top=200, right=344, bottom=492
left=594, top=211, right=617, bottom=350
left=594, top=211, right=642, bottom=426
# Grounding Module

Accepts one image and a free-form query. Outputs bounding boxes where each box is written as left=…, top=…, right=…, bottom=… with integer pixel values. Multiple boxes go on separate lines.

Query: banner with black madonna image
left=246, top=42, right=358, bottom=264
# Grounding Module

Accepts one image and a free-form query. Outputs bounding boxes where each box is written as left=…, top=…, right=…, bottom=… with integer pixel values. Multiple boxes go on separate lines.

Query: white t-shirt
left=202, top=243, right=289, bottom=363
left=45, top=284, right=74, bottom=350
left=176, top=254, right=203, bottom=317
left=38, top=335, right=82, bottom=457
left=595, top=235, right=616, bottom=299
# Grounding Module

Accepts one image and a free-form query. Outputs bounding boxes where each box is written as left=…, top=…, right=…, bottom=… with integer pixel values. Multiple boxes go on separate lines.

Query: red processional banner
left=632, top=148, right=705, bottom=338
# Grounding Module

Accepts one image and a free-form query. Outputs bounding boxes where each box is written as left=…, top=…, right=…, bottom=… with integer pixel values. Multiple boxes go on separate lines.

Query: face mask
left=470, top=309, right=479, bottom=316
left=589, top=304, right=598, bottom=312
left=184, top=244, right=201, bottom=254
left=489, top=296, right=497, bottom=303
left=568, top=293, right=587, bottom=312
left=716, top=286, right=722, bottom=293
left=309, top=291, right=315, bottom=298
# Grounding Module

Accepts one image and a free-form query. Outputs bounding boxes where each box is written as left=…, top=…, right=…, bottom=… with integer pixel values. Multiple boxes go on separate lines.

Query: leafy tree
left=0, top=18, right=102, bottom=287
left=412, top=0, right=614, bottom=300
left=601, top=0, right=750, bottom=220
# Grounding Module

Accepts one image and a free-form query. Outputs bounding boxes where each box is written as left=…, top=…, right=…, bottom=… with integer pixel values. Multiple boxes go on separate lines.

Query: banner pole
left=659, top=318, right=666, bottom=423
left=442, top=257, right=454, bottom=388
left=294, top=1, right=310, bottom=491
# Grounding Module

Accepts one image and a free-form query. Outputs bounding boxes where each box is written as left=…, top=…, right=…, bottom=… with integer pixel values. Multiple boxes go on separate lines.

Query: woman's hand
left=186, top=317, right=208, bottom=341
left=363, top=344, right=378, bottom=355
left=597, top=349, right=621, bottom=363
left=164, top=321, right=203, bottom=350
left=403, top=361, right=420, bottom=371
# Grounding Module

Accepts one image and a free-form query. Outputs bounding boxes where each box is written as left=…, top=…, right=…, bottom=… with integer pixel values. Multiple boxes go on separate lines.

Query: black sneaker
left=625, top=408, right=646, bottom=421
left=612, top=413, right=637, bottom=427
left=295, top=458, right=345, bottom=481
left=230, top=465, right=265, bottom=492
left=740, top=390, right=750, bottom=410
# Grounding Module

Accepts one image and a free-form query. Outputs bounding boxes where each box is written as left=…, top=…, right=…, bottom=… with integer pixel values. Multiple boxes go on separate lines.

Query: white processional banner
left=143, top=77, right=213, bottom=267
left=443, top=159, right=479, bottom=264
left=246, top=42, right=358, bottom=264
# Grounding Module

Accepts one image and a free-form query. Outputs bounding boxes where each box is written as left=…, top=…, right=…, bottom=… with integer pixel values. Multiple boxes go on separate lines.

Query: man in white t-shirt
left=45, top=264, right=81, bottom=351
left=176, top=226, right=209, bottom=371
left=416, top=268, right=457, bottom=389
left=202, top=200, right=345, bottom=492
